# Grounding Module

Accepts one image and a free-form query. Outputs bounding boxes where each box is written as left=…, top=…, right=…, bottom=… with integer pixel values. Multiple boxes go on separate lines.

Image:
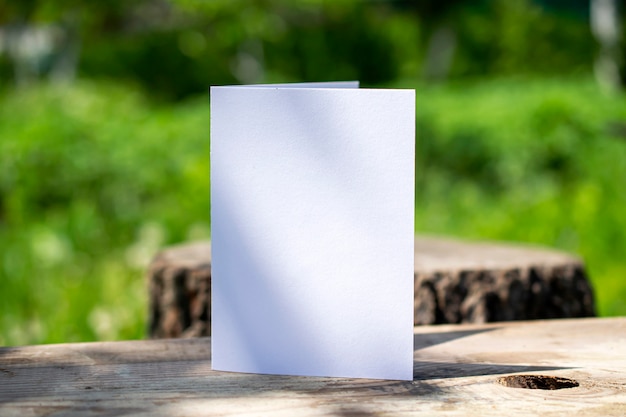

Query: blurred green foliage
left=1, top=0, right=625, bottom=346
left=78, top=0, right=596, bottom=99
left=411, top=77, right=626, bottom=318
left=0, top=0, right=600, bottom=99
left=1, top=77, right=625, bottom=346
left=0, top=82, right=211, bottom=344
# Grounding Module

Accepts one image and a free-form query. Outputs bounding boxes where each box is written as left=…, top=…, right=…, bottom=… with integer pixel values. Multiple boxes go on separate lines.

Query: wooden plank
left=1, top=317, right=625, bottom=416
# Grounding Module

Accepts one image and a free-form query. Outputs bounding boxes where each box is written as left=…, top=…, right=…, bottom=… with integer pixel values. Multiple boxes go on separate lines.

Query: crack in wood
left=496, top=375, right=579, bottom=390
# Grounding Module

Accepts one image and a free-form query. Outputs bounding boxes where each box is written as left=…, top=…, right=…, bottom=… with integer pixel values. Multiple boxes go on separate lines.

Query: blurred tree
left=0, top=0, right=150, bottom=86
left=389, top=0, right=477, bottom=81
left=590, top=0, right=624, bottom=92
left=0, top=0, right=616, bottom=98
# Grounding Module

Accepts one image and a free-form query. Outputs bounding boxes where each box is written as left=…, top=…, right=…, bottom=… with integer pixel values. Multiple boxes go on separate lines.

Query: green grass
left=1, top=76, right=625, bottom=346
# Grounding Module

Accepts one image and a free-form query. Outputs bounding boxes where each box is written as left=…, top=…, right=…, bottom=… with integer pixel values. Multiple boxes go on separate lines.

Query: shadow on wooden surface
left=412, top=361, right=571, bottom=381
left=413, top=327, right=497, bottom=350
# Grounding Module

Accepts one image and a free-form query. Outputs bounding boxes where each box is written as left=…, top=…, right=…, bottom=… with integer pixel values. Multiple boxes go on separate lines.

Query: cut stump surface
left=148, top=236, right=595, bottom=338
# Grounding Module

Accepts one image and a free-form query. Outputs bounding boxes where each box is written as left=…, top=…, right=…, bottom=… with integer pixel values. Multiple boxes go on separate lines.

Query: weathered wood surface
left=148, top=237, right=595, bottom=338
left=0, top=318, right=624, bottom=416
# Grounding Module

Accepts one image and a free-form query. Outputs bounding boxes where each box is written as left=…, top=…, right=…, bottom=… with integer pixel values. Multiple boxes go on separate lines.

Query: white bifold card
left=210, top=81, right=415, bottom=381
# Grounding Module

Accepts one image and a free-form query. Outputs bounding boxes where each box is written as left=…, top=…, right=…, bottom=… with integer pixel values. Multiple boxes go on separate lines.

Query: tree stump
left=147, top=237, right=595, bottom=339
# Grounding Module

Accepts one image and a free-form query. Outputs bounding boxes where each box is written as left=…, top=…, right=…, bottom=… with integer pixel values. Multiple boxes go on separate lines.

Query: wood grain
left=1, top=317, right=625, bottom=416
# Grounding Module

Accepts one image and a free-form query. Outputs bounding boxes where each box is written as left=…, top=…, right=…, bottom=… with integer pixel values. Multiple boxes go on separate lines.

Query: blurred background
left=1, top=0, right=625, bottom=346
